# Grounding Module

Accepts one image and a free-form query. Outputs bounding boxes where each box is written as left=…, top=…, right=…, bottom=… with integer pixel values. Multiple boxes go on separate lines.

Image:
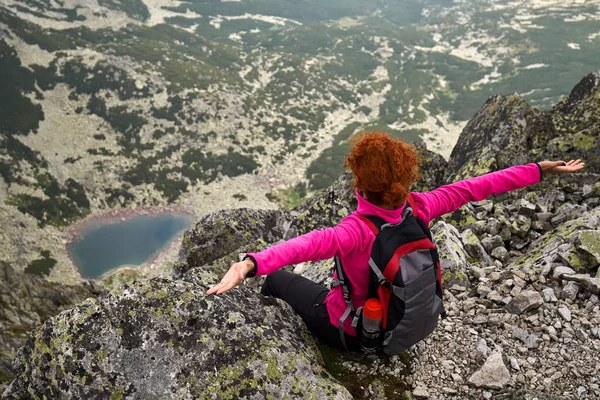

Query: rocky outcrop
left=0, top=262, right=105, bottom=393
left=448, top=95, right=541, bottom=181
left=3, top=279, right=351, bottom=400
left=449, top=71, right=600, bottom=182
left=4, top=73, right=600, bottom=399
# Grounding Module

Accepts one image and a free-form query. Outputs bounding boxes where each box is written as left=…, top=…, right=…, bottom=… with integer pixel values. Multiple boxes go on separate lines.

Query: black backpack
left=333, top=194, right=446, bottom=356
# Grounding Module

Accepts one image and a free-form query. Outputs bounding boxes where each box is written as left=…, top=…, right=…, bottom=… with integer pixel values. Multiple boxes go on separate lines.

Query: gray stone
left=468, top=352, right=511, bottom=389
left=532, top=220, right=554, bottom=232
left=432, top=221, right=471, bottom=287
left=513, top=328, right=539, bottom=349
left=509, top=357, right=520, bottom=371
left=560, top=281, right=580, bottom=301
left=470, top=265, right=486, bottom=279
left=534, top=212, right=554, bottom=223
left=509, top=215, right=532, bottom=239
left=553, top=266, right=576, bottom=280
left=558, top=306, right=572, bottom=322
left=506, top=291, right=544, bottom=315
left=413, top=387, right=430, bottom=398
left=476, top=338, right=489, bottom=358
left=462, top=229, right=492, bottom=262
left=491, top=246, right=509, bottom=262
left=485, top=218, right=502, bottom=236
left=575, top=230, right=600, bottom=267
left=510, top=236, right=528, bottom=250
left=517, top=199, right=537, bottom=217
left=481, top=235, right=504, bottom=252
left=562, top=274, right=600, bottom=295
left=582, top=184, right=595, bottom=199
left=0, top=262, right=106, bottom=393
left=542, top=288, right=558, bottom=303
left=478, top=284, right=492, bottom=298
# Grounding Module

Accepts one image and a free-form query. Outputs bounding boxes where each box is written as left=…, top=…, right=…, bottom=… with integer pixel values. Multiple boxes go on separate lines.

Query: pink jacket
left=248, top=164, right=542, bottom=335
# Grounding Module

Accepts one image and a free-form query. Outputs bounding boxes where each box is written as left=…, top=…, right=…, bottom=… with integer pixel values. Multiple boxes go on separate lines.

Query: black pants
left=261, top=270, right=360, bottom=351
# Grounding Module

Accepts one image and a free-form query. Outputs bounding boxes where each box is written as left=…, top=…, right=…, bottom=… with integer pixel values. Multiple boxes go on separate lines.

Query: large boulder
left=448, top=95, right=541, bottom=181
left=3, top=279, right=351, bottom=400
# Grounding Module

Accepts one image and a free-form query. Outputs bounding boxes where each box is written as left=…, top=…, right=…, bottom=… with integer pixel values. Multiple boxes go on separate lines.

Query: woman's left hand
left=206, top=259, right=255, bottom=295
left=538, top=159, right=585, bottom=174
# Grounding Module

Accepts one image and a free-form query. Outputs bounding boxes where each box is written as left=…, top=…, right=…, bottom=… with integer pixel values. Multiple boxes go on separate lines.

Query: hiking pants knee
left=260, top=270, right=359, bottom=351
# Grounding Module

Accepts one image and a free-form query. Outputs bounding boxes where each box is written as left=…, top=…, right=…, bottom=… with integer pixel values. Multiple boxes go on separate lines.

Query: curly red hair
left=344, top=131, right=421, bottom=209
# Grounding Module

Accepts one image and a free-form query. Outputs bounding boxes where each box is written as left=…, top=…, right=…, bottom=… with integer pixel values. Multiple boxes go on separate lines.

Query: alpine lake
left=67, top=213, right=193, bottom=279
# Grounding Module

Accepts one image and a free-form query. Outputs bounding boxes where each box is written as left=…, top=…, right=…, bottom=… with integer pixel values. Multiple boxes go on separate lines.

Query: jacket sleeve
left=246, top=218, right=364, bottom=276
left=411, top=163, right=542, bottom=223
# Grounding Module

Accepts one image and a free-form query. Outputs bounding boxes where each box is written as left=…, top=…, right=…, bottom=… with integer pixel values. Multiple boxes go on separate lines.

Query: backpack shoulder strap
left=406, top=193, right=418, bottom=215
left=356, top=214, right=386, bottom=235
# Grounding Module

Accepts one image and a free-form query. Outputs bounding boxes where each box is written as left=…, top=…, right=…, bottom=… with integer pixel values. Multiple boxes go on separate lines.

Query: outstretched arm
left=207, top=220, right=364, bottom=295
left=412, top=160, right=584, bottom=223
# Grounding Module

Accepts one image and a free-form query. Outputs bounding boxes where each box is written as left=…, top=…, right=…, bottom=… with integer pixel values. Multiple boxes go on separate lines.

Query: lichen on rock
left=3, top=279, right=351, bottom=399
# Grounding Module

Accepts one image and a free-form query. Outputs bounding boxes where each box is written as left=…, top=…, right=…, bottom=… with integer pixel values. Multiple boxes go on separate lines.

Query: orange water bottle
left=360, top=298, right=383, bottom=354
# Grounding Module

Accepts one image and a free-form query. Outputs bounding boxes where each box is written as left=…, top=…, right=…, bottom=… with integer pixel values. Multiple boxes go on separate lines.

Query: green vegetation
left=0, top=40, right=44, bottom=136
left=319, top=343, right=412, bottom=399
left=266, top=183, right=308, bottom=209
left=98, top=0, right=149, bottom=21
left=9, top=177, right=90, bottom=227
left=24, top=250, right=57, bottom=276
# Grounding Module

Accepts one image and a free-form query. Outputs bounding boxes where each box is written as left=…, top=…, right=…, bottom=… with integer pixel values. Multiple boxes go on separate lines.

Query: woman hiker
left=207, top=131, right=585, bottom=351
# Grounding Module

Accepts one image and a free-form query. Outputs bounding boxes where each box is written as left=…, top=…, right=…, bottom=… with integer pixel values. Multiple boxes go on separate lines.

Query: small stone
left=562, top=274, right=600, bottom=295
left=554, top=320, right=562, bottom=329
left=413, top=387, right=429, bottom=398
left=560, top=281, right=580, bottom=301
left=481, top=235, right=504, bottom=252
left=558, top=306, right=572, bottom=322
left=575, top=230, right=600, bottom=265
left=506, top=291, right=544, bottom=315
left=470, top=265, right=486, bottom=279
left=517, top=199, right=537, bottom=217
left=514, top=328, right=539, bottom=349
left=545, top=326, right=557, bottom=336
left=553, top=266, right=576, bottom=280
left=513, top=275, right=526, bottom=288
left=510, top=286, right=522, bottom=297
left=542, top=288, right=558, bottom=303
left=491, top=246, right=509, bottom=262
left=476, top=338, right=489, bottom=358
left=478, top=284, right=492, bottom=298
left=534, top=212, right=553, bottom=222
left=532, top=220, right=553, bottom=232
left=510, top=357, right=520, bottom=371
left=468, top=352, right=511, bottom=389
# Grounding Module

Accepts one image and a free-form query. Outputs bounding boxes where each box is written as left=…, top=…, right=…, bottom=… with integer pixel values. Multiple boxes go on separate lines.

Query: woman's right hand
left=206, top=259, right=255, bottom=295
left=538, top=160, right=585, bottom=175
